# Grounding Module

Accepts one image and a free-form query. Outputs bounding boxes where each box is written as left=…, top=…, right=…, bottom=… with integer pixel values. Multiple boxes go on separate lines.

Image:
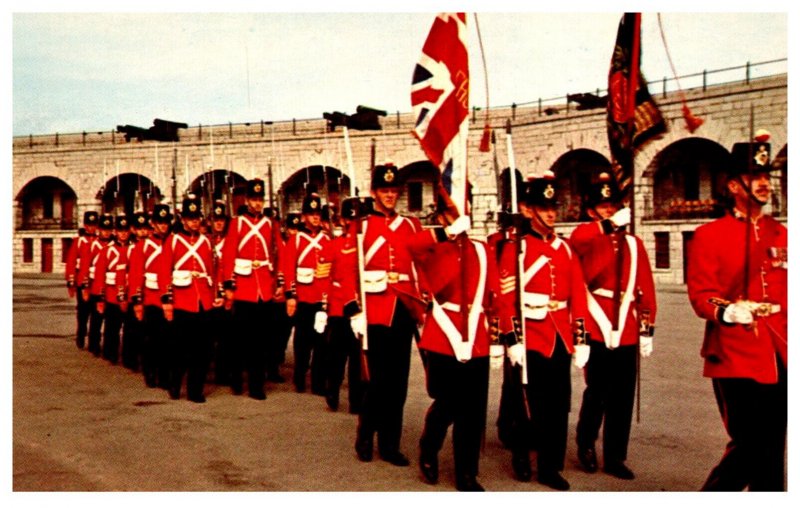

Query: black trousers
left=269, top=300, right=293, bottom=374
left=101, top=302, right=123, bottom=364
left=357, top=303, right=415, bottom=456
left=142, top=305, right=169, bottom=388
left=209, top=306, right=233, bottom=384
left=231, top=299, right=275, bottom=395
left=325, top=315, right=366, bottom=411
left=87, top=293, right=104, bottom=356
left=169, top=308, right=213, bottom=400
left=293, top=301, right=326, bottom=393
left=420, top=352, right=490, bottom=479
left=701, top=359, right=787, bottom=492
left=121, top=305, right=143, bottom=371
left=575, top=342, right=637, bottom=465
left=74, top=287, right=92, bottom=348
left=513, top=338, right=572, bottom=474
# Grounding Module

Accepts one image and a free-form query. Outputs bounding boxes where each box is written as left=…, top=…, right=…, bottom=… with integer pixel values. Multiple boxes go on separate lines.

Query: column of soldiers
left=62, top=135, right=785, bottom=491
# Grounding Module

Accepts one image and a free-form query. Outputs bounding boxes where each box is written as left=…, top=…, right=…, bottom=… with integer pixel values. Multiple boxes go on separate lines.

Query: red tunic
left=317, top=233, right=358, bottom=318
left=128, top=236, right=167, bottom=307
left=339, top=213, right=424, bottom=327
left=282, top=229, right=331, bottom=304
left=569, top=222, right=657, bottom=348
left=222, top=213, right=279, bottom=302
left=498, top=233, right=588, bottom=357
left=409, top=232, right=504, bottom=360
left=77, top=237, right=110, bottom=288
left=687, top=213, right=787, bottom=384
left=91, top=241, right=129, bottom=304
left=159, top=231, right=216, bottom=313
left=65, top=233, right=92, bottom=288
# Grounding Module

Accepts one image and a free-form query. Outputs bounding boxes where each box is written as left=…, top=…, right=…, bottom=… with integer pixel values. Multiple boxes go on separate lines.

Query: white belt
left=172, top=270, right=211, bottom=288
left=234, top=257, right=272, bottom=276
left=144, top=272, right=158, bottom=290
left=592, top=288, right=620, bottom=299
left=296, top=267, right=314, bottom=284
left=104, top=272, right=116, bottom=286
left=522, top=292, right=566, bottom=321
left=89, top=266, right=96, bottom=279
left=362, top=270, right=410, bottom=294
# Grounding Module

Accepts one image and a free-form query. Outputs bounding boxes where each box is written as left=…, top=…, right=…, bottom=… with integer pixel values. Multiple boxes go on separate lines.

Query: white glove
left=445, top=215, right=471, bottom=237
left=723, top=302, right=754, bottom=325
left=506, top=343, right=526, bottom=367
left=573, top=344, right=590, bottom=369
left=639, top=336, right=653, bottom=358
left=350, top=312, right=367, bottom=337
left=314, top=311, right=328, bottom=334
left=610, top=207, right=631, bottom=228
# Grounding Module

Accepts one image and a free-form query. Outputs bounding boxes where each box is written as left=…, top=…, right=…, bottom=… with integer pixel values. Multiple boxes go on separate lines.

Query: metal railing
left=13, top=58, right=787, bottom=147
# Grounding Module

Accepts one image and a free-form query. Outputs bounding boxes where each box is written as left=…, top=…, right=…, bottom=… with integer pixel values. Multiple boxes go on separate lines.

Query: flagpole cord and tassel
left=474, top=13, right=492, bottom=153
left=656, top=13, right=704, bottom=133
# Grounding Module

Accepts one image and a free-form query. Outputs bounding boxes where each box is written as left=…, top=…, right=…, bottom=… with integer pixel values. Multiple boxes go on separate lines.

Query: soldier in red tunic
left=282, top=193, right=332, bottom=394
left=342, top=164, right=424, bottom=467
left=120, top=211, right=151, bottom=372
left=159, top=194, right=221, bottom=403
left=497, top=174, right=589, bottom=491
left=270, top=212, right=303, bottom=378
left=65, top=211, right=99, bottom=349
left=91, top=214, right=134, bottom=365
left=77, top=213, right=114, bottom=357
left=129, top=204, right=173, bottom=389
left=687, top=137, right=787, bottom=491
left=572, top=171, right=657, bottom=481
left=221, top=178, right=281, bottom=400
left=411, top=192, right=501, bottom=492
left=207, top=200, right=233, bottom=386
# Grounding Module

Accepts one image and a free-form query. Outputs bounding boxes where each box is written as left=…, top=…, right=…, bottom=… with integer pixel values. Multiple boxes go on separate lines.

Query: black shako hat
left=151, top=204, right=173, bottom=224
left=83, top=211, right=99, bottom=226
left=181, top=194, right=202, bottom=218
left=302, top=193, right=323, bottom=214
left=371, top=164, right=400, bottom=190
left=524, top=174, right=559, bottom=207
left=584, top=171, right=622, bottom=208
left=246, top=178, right=266, bottom=198
left=98, top=213, right=114, bottom=230
left=115, top=215, right=130, bottom=229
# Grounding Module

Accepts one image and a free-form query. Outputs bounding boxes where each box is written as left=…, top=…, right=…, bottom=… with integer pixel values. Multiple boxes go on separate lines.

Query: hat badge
left=601, top=184, right=611, bottom=198
left=755, top=145, right=769, bottom=167
left=159, top=209, right=167, bottom=217
left=254, top=183, right=262, bottom=193
left=310, top=200, right=318, bottom=209
left=138, top=216, right=145, bottom=224
left=189, top=203, right=198, bottom=212
left=384, top=169, right=395, bottom=183
left=544, top=184, right=555, bottom=199
left=215, top=206, right=223, bottom=215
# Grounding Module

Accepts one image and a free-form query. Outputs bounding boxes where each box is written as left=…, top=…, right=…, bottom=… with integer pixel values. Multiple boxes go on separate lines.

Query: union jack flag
left=411, top=13, right=470, bottom=217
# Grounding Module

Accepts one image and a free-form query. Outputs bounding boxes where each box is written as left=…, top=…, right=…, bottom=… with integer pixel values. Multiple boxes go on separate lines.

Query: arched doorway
left=15, top=176, right=78, bottom=230
left=189, top=169, right=248, bottom=216
left=646, top=138, right=730, bottom=220
left=279, top=165, right=351, bottom=216
left=97, top=173, right=164, bottom=215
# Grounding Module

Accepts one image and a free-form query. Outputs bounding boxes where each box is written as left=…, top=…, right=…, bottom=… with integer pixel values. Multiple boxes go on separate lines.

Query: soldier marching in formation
left=61, top=132, right=786, bottom=491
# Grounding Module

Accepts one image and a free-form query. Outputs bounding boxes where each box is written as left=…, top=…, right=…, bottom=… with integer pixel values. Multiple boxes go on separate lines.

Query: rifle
left=506, top=121, right=531, bottom=420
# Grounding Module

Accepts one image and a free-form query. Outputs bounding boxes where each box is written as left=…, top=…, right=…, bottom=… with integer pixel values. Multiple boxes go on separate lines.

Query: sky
left=7, top=2, right=791, bottom=137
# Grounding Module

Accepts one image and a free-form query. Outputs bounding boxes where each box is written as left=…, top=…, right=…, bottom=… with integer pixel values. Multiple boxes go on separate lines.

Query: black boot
left=419, top=450, right=439, bottom=484
left=456, top=474, right=485, bottom=492
left=578, top=445, right=598, bottom=473
left=512, top=450, right=532, bottom=482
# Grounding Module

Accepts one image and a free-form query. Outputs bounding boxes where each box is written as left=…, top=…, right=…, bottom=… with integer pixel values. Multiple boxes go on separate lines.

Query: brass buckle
left=387, top=271, right=399, bottom=283
left=191, top=271, right=200, bottom=278
left=754, top=303, right=772, bottom=317
left=252, top=260, right=261, bottom=268
left=548, top=300, right=560, bottom=311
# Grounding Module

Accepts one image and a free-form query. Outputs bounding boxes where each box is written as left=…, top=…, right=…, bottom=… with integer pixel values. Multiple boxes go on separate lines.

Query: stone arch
left=189, top=169, right=248, bottom=216
left=548, top=149, right=612, bottom=222
left=279, top=165, right=351, bottom=216
left=97, top=173, right=165, bottom=216
left=15, top=176, right=78, bottom=231
left=644, top=138, right=730, bottom=220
